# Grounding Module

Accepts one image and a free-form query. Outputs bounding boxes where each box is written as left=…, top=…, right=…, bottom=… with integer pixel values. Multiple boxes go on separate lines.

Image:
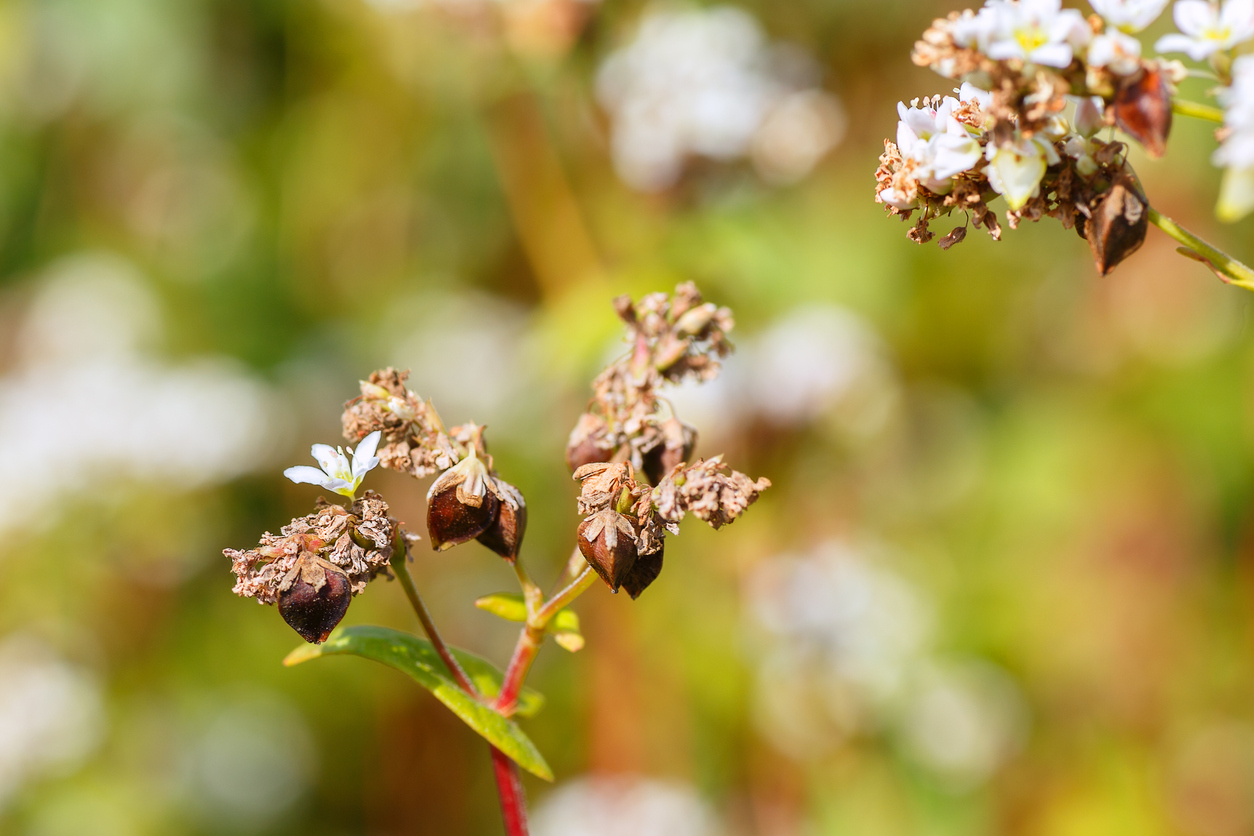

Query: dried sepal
left=640, top=417, right=696, bottom=486
left=565, top=412, right=617, bottom=472
left=577, top=509, right=639, bottom=592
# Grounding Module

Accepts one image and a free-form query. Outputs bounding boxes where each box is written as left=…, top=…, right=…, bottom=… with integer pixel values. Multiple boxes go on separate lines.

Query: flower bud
left=427, top=449, right=500, bottom=551
left=565, top=412, right=616, bottom=472
left=1113, top=68, right=1171, bottom=159
left=476, top=478, right=527, bottom=561
left=620, top=543, right=663, bottom=600
left=1084, top=179, right=1148, bottom=276
left=674, top=304, right=716, bottom=338
left=577, top=509, right=638, bottom=592
left=641, top=418, right=696, bottom=485
left=279, top=557, right=352, bottom=644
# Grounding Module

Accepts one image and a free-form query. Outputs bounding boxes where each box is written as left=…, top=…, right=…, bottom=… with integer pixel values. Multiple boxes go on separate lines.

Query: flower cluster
left=225, top=493, right=403, bottom=642
left=342, top=368, right=463, bottom=479
left=1156, top=0, right=1254, bottom=60
left=877, top=0, right=1195, bottom=272
left=1216, top=54, right=1254, bottom=220
left=566, top=282, right=731, bottom=483
left=573, top=458, right=770, bottom=598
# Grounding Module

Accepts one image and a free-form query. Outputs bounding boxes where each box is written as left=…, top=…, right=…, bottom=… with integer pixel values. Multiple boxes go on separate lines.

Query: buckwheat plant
left=223, top=284, right=769, bottom=834
left=876, top=0, right=1254, bottom=286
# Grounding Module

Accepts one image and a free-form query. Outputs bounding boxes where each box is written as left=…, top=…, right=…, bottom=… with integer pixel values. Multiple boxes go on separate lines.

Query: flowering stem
left=490, top=746, right=530, bottom=836
left=1171, top=99, right=1225, bottom=124
left=1146, top=206, right=1254, bottom=291
left=388, top=546, right=480, bottom=697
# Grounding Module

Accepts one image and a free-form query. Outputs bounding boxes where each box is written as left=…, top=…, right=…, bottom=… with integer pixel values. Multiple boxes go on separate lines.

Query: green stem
left=1171, top=99, right=1225, bottom=124
left=388, top=546, right=481, bottom=697
left=1146, top=206, right=1254, bottom=291
left=536, top=565, right=596, bottom=626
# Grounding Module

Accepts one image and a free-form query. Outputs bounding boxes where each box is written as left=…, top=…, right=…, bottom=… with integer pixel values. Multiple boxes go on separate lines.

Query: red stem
left=490, top=745, right=530, bottom=836
left=495, top=626, right=544, bottom=717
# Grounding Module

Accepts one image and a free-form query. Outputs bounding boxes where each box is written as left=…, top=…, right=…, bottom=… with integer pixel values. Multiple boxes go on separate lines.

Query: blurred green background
left=2, top=0, right=1254, bottom=834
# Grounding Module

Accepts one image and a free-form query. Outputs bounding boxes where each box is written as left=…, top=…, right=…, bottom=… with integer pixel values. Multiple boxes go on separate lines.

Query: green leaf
left=284, top=625, right=552, bottom=781
left=549, top=609, right=584, bottom=653
left=474, top=592, right=528, bottom=622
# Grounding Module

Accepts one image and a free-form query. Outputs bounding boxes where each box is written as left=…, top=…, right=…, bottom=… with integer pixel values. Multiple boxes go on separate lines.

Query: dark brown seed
left=477, top=494, right=527, bottom=561
left=279, top=566, right=352, bottom=644
left=642, top=419, right=696, bottom=485
left=427, top=487, right=500, bottom=551
left=577, top=514, right=638, bottom=592
left=1086, top=181, right=1149, bottom=276
left=620, top=544, right=663, bottom=600
left=1114, top=68, right=1172, bottom=159
left=565, top=413, right=616, bottom=472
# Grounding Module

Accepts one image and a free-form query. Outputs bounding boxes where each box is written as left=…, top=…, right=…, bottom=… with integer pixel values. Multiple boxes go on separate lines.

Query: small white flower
left=284, top=430, right=382, bottom=499
left=1089, top=0, right=1171, bottom=31
left=1155, top=0, right=1254, bottom=60
left=1088, top=30, right=1145, bottom=74
left=896, top=97, right=985, bottom=190
left=1074, top=95, right=1107, bottom=136
left=984, top=0, right=1094, bottom=68
left=985, top=134, right=1059, bottom=210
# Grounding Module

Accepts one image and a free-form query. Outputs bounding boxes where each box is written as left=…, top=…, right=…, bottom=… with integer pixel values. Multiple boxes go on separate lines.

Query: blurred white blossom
left=177, top=693, right=315, bottom=831
left=0, top=636, right=104, bottom=811
left=533, top=775, right=718, bottom=836
left=596, top=5, right=844, bottom=191
left=898, top=660, right=1029, bottom=789
left=1216, top=54, right=1254, bottom=220
left=0, top=253, right=282, bottom=537
left=954, top=0, right=1092, bottom=67
left=1089, top=0, right=1171, bottom=32
left=1155, top=0, right=1254, bottom=60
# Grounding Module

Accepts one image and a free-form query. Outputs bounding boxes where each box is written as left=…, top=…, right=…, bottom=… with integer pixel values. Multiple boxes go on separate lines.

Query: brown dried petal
left=566, top=412, right=616, bottom=472
left=641, top=418, right=696, bottom=486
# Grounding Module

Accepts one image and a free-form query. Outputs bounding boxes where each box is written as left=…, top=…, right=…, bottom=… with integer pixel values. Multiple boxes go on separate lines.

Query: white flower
left=1088, top=30, right=1144, bottom=74
left=1155, top=0, right=1254, bottom=60
left=284, top=430, right=381, bottom=499
left=985, top=134, right=1059, bottom=210
left=1089, top=0, right=1171, bottom=31
left=1215, top=54, right=1254, bottom=219
left=983, top=0, right=1094, bottom=68
left=896, top=97, right=985, bottom=190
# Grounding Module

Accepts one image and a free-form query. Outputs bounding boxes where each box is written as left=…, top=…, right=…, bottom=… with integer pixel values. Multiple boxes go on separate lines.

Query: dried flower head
left=225, top=492, right=404, bottom=642
left=566, top=283, right=731, bottom=482
left=342, top=368, right=461, bottom=479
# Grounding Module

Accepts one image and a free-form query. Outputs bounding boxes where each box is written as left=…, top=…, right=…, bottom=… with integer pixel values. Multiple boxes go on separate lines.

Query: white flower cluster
left=1155, top=0, right=1254, bottom=61
left=953, top=0, right=1093, bottom=68
left=1216, top=55, right=1254, bottom=219
left=879, top=84, right=1105, bottom=213
left=595, top=5, right=845, bottom=191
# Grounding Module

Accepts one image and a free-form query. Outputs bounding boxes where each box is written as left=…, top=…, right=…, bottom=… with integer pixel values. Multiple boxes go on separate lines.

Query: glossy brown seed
left=1086, top=181, right=1149, bottom=276
left=1113, top=68, right=1172, bottom=159
left=642, top=418, right=696, bottom=486
left=279, top=565, right=352, bottom=644
left=427, top=487, right=500, bottom=551
left=577, top=511, right=638, bottom=592
left=620, top=543, right=663, bottom=600
left=565, top=413, right=616, bottom=472
left=477, top=484, right=527, bottom=561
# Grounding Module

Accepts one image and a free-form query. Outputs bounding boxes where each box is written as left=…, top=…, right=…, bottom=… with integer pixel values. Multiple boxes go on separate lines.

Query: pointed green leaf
left=474, top=592, right=528, bottom=622
left=284, top=626, right=552, bottom=781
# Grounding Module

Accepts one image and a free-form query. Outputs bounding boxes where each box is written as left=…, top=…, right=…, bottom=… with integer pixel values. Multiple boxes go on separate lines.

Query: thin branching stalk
left=389, top=548, right=480, bottom=696
left=1171, top=99, right=1225, bottom=123
left=1147, top=206, right=1254, bottom=291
